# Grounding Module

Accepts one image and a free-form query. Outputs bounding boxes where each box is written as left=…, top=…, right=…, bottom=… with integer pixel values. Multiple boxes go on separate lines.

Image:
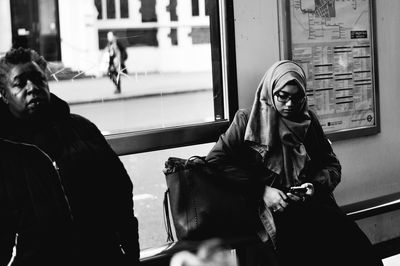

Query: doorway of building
left=10, top=0, right=61, bottom=61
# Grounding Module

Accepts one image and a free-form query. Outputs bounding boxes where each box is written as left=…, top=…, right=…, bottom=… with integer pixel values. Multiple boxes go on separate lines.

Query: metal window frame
left=106, top=0, right=238, bottom=155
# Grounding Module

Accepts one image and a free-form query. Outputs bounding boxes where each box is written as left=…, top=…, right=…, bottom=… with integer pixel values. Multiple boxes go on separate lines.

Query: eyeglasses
left=274, top=91, right=305, bottom=104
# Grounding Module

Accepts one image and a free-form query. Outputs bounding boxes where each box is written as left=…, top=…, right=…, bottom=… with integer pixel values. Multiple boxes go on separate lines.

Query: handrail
left=341, top=192, right=400, bottom=220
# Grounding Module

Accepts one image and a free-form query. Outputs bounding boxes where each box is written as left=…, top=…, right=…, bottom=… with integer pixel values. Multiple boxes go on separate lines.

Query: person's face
left=273, top=83, right=305, bottom=119
left=107, top=32, right=114, bottom=42
left=2, top=61, right=51, bottom=119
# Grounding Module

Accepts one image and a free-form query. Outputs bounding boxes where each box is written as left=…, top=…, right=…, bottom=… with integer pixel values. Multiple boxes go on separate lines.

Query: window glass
left=47, top=0, right=224, bottom=135
left=205, top=0, right=211, bottom=16
left=106, top=0, right=116, bottom=19
left=168, top=0, right=178, bottom=21
left=120, top=143, right=215, bottom=249
left=189, top=27, right=210, bottom=44
left=140, top=0, right=157, bottom=22
left=169, top=28, right=178, bottom=46
left=95, top=0, right=102, bottom=19
left=120, top=0, right=129, bottom=18
left=192, top=0, right=200, bottom=16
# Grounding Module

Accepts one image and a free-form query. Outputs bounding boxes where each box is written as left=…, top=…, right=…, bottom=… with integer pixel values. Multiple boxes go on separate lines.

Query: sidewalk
left=49, top=71, right=213, bottom=105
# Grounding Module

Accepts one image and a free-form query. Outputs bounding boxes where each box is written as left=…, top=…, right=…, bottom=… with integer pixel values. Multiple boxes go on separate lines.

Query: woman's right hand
left=263, top=186, right=288, bottom=213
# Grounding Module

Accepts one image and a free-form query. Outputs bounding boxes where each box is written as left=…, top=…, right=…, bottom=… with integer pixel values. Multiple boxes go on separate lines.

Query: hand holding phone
left=286, top=183, right=314, bottom=201
left=288, top=186, right=308, bottom=196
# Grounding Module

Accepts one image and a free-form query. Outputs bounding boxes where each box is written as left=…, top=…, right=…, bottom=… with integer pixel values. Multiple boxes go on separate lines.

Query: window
left=168, top=0, right=178, bottom=21
left=98, top=29, right=158, bottom=48
left=44, top=0, right=237, bottom=248
left=96, top=0, right=130, bottom=20
left=169, top=28, right=178, bottom=46
left=95, top=0, right=102, bottom=19
left=106, top=0, right=116, bottom=19
left=205, top=0, right=211, bottom=16
left=192, top=0, right=199, bottom=16
left=191, top=0, right=210, bottom=17
left=120, top=0, right=129, bottom=18
left=50, top=0, right=236, bottom=143
left=189, top=27, right=210, bottom=44
left=140, top=0, right=157, bottom=22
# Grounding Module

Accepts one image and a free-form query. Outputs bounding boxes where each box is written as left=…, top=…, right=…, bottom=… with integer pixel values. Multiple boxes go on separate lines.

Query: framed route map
left=278, top=0, right=379, bottom=140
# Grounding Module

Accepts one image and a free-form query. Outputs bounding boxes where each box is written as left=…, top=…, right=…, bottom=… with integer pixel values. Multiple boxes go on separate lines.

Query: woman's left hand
left=286, top=182, right=314, bottom=202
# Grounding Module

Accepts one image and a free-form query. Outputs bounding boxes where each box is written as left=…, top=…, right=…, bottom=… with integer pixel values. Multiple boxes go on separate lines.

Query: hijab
left=244, top=60, right=311, bottom=187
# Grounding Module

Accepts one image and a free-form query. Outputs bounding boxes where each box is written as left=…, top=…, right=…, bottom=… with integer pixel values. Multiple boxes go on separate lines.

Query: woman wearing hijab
left=206, top=60, right=383, bottom=266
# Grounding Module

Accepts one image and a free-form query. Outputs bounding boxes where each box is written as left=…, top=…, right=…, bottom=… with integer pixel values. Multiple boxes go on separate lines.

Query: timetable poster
left=289, top=0, right=376, bottom=133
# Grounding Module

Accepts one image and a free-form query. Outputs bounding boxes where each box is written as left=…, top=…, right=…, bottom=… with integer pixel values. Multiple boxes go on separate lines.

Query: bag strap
left=185, top=156, right=206, bottom=167
left=163, top=188, right=175, bottom=242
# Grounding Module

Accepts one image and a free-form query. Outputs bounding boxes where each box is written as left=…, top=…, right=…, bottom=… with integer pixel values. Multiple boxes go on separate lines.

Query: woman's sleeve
left=206, top=110, right=265, bottom=187
left=308, top=111, right=342, bottom=195
left=206, top=110, right=246, bottom=161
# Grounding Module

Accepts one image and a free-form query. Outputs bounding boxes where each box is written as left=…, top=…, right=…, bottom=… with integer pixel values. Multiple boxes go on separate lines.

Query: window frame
left=105, top=0, right=238, bottom=155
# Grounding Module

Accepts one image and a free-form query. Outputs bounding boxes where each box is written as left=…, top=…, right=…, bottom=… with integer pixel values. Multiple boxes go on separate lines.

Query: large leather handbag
left=163, top=156, right=254, bottom=242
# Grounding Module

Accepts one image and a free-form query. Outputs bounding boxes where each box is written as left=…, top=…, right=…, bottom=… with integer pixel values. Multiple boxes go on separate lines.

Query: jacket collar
left=0, top=93, right=70, bottom=140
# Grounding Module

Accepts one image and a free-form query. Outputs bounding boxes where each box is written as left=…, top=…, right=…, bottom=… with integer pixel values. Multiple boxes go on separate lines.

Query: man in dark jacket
left=0, top=48, right=140, bottom=265
left=0, top=139, right=76, bottom=266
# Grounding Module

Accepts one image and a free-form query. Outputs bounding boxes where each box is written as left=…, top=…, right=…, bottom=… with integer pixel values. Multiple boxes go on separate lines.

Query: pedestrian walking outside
left=107, top=31, right=128, bottom=94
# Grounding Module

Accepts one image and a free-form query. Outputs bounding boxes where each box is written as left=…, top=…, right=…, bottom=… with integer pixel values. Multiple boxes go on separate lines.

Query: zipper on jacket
left=8, top=139, right=74, bottom=222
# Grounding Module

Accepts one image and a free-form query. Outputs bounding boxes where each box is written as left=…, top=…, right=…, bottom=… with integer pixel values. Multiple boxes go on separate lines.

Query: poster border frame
left=278, top=0, right=380, bottom=141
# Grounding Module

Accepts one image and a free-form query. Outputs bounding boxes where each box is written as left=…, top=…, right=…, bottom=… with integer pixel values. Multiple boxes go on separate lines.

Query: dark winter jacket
left=0, top=139, right=76, bottom=266
left=0, top=94, right=140, bottom=266
left=206, top=108, right=341, bottom=198
left=206, top=108, right=342, bottom=244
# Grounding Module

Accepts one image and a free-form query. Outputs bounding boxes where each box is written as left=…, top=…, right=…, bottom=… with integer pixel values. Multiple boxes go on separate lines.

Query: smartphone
left=288, top=186, right=307, bottom=196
